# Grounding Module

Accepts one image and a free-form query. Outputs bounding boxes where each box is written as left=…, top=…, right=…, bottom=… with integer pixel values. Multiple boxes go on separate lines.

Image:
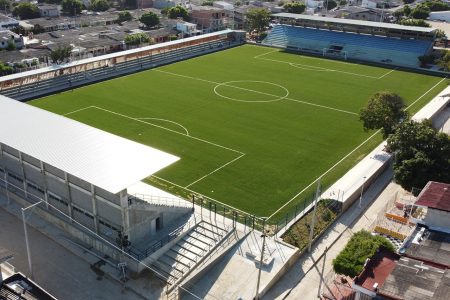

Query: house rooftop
left=354, top=247, right=400, bottom=292
left=415, top=181, right=450, bottom=212
left=378, top=257, right=450, bottom=300
left=403, top=226, right=450, bottom=268
left=1, top=273, right=57, bottom=300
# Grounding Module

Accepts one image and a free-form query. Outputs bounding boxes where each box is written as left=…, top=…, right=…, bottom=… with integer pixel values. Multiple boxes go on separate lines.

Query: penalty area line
left=63, top=106, right=95, bottom=116
left=185, top=153, right=246, bottom=188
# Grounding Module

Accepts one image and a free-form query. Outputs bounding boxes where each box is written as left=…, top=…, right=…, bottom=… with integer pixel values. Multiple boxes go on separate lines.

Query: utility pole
left=308, top=178, right=321, bottom=253
left=254, top=217, right=267, bottom=300
left=21, top=200, right=44, bottom=279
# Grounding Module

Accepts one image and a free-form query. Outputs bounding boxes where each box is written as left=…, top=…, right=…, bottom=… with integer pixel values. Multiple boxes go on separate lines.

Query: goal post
left=322, top=48, right=348, bottom=60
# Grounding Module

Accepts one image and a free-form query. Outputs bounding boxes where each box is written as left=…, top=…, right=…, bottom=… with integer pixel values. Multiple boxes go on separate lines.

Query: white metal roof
left=273, top=13, right=436, bottom=34
left=0, top=96, right=179, bottom=194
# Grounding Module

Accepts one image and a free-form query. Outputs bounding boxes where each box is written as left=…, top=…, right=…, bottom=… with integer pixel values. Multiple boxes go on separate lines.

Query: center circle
left=213, top=80, right=289, bottom=103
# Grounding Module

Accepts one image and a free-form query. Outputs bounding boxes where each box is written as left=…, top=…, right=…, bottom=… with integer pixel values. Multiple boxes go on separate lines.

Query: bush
left=12, top=2, right=40, bottom=19
left=90, top=0, right=109, bottom=12
left=418, top=54, right=435, bottom=67
left=61, top=0, right=83, bottom=15
left=202, top=0, right=214, bottom=5
left=167, top=5, right=189, bottom=21
left=124, top=32, right=151, bottom=46
left=332, top=230, right=395, bottom=277
left=117, top=11, right=132, bottom=23
left=398, top=18, right=430, bottom=27
left=284, top=2, right=306, bottom=14
left=139, top=11, right=159, bottom=28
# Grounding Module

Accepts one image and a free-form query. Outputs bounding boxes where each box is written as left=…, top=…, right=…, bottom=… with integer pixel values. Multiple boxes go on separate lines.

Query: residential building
left=414, top=181, right=450, bottom=232
left=0, top=31, right=24, bottom=50
left=190, top=5, right=230, bottom=33
left=38, top=5, right=60, bottom=18
left=0, top=14, right=19, bottom=30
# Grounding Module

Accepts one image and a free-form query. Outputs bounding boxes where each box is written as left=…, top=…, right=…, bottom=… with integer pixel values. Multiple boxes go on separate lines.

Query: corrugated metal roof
left=0, top=96, right=179, bottom=194
left=273, top=13, right=436, bottom=34
left=415, top=181, right=450, bottom=212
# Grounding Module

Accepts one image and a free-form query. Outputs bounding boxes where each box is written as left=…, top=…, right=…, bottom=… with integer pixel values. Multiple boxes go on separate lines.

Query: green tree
left=387, top=120, right=450, bottom=193
left=418, top=54, right=435, bottom=67
left=436, top=29, right=446, bottom=39
left=0, top=0, right=11, bottom=12
left=12, top=2, right=40, bottom=19
left=124, top=32, right=151, bottom=46
left=202, top=0, right=214, bottom=5
left=423, top=0, right=449, bottom=11
left=359, top=91, right=408, bottom=139
left=411, top=5, right=430, bottom=19
left=437, top=50, right=450, bottom=71
left=117, top=10, right=132, bottom=23
left=139, top=11, right=160, bottom=28
left=339, top=0, right=347, bottom=5
left=167, top=5, right=189, bottom=21
left=325, top=0, right=337, bottom=10
left=398, top=18, right=431, bottom=27
left=246, top=8, right=271, bottom=33
left=284, top=2, right=306, bottom=14
left=403, top=4, right=412, bottom=16
left=50, top=45, right=73, bottom=64
left=0, top=61, right=13, bottom=75
left=61, top=0, right=83, bottom=16
left=333, top=230, right=395, bottom=277
left=90, top=0, right=109, bottom=12
left=403, top=0, right=414, bottom=4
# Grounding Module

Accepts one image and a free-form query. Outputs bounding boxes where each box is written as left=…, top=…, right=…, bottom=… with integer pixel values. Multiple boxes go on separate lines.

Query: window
left=8, top=172, right=23, bottom=183
left=27, top=181, right=44, bottom=194
left=73, top=205, right=93, bottom=219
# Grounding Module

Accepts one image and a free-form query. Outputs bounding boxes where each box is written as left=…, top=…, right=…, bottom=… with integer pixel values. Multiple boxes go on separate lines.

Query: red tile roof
left=354, top=248, right=400, bottom=292
left=415, top=181, right=450, bottom=212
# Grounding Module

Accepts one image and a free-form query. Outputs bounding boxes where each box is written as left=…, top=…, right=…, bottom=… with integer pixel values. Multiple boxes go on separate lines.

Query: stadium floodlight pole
left=254, top=217, right=267, bottom=300
left=21, top=200, right=44, bottom=279
left=359, top=176, right=367, bottom=208
left=308, top=177, right=321, bottom=253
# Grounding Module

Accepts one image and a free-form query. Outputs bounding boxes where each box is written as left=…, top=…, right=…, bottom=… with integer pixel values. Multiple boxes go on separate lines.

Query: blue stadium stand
left=264, top=14, right=435, bottom=68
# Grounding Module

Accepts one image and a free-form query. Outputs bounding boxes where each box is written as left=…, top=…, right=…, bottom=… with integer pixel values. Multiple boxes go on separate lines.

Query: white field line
left=91, top=106, right=244, bottom=155
left=152, top=174, right=253, bottom=217
left=155, top=69, right=358, bottom=116
left=254, top=53, right=395, bottom=80
left=284, top=98, right=358, bottom=116
left=63, top=105, right=246, bottom=191
left=267, top=77, right=447, bottom=220
left=185, top=152, right=245, bottom=188
left=135, top=117, right=190, bottom=136
left=252, top=47, right=357, bottom=65
left=63, top=105, right=95, bottom=116
left=267, top=129, right=381, bottom=220
left=406, top=77, right=447, bottom=110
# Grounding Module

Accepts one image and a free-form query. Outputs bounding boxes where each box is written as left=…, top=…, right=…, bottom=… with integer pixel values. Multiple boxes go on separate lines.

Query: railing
left=128, top=218, right=198, bottom=260
left=129, top=193, right=192, bottom=209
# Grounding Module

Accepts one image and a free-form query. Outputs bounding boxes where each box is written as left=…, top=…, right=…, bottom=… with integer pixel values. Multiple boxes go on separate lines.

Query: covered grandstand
left=264, top=13, right=436, bottom=68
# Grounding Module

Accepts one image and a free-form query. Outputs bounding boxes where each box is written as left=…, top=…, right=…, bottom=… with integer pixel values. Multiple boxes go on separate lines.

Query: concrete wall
left=423, top=209, right=450, bottom=232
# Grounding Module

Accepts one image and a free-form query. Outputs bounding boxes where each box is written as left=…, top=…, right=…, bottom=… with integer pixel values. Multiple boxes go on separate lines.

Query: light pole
left=359, top=176, right=367, bottom=208
left=21, top=200, right=44, bottom=279
left=255, top=217, right=267, bottom=300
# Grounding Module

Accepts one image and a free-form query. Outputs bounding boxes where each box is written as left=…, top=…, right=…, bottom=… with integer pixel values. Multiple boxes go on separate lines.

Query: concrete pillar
left=64, top=172, right=74, bottom=221
left=18, top=152, right=28, bottom=199
left=90, top=184, right=99, bottom=234
left=39, top=161, right=49, bottom=209
left=119, top=189, right=130, bottom=235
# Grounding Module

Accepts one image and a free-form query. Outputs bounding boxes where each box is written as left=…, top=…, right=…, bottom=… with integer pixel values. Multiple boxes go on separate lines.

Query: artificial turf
left=30, top=44, right=447, bottom=219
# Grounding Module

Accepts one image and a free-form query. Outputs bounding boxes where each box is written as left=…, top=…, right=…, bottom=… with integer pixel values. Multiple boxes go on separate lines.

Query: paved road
left=0, top=206, right=142, bottom=300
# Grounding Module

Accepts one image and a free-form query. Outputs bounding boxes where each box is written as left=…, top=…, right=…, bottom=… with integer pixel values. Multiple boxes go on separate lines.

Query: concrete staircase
left=151, top=221, right=233, bottom=288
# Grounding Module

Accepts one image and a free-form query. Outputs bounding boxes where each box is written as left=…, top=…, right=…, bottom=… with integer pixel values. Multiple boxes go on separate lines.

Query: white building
left=414, top=181, right=450, bottom=233
left=429, top=11, right=450, bottom=22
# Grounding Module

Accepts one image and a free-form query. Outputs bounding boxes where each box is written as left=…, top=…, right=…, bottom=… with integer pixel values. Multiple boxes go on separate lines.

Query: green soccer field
left=30, top=45, right=447, bottom=219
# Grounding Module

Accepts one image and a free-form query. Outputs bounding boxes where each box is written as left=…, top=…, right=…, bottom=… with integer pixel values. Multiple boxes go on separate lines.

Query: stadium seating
left=263, top=25, right=433, bottom=68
